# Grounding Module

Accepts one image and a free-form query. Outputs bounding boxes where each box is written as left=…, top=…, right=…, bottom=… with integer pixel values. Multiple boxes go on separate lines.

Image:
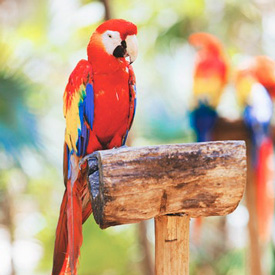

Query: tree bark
left=100, top=0, right=111, bottom=20
left=88, top=141, right=246, bottom=229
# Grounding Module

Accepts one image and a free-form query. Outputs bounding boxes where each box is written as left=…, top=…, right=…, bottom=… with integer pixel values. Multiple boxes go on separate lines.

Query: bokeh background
left=0, top=0, right=275, bottom=274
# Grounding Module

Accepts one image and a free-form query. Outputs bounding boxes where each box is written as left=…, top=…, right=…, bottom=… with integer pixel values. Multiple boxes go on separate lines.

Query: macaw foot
left=87, top=156, right=99, bottom=200
left=79, top=153, right=96, bottom=170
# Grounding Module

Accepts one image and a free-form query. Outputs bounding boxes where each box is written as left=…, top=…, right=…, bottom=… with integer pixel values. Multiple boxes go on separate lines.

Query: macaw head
left=235, top=56, right=275, bottom=106
left=252, top=56, right=275, bottom=98
left=189, top=32, right=225, bottom=57
left=189, top=32, right=229, bottom=108
left=235, top=62, right=273, bottom=130
left=87, top=19, right=138, bottom=68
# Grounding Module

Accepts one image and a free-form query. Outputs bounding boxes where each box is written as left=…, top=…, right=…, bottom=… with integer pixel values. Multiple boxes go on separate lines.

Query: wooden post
left=87, top=141, right=246, bottom=274
left=155, top=215, right=190, bottom=275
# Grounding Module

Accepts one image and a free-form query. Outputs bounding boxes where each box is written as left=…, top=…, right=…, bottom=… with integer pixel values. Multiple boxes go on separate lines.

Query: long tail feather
left=52, top=179, right=89, bottom=275
left=53, top=145, right=93, bottom=275
left=256, top=137, right=274, bottom=242
left=52, top=191, right=68, bottom=275
left=67, top=179, right=83, bottom=275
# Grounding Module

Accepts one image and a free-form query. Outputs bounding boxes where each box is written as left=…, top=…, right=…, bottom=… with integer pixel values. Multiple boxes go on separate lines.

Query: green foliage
left=216, top=249, right=246, bottom=274
left=79, top=221, right=142, bottom=275
left=0, top=0, right=274, bottom=274
left=190, top=248, right=245, bottom=275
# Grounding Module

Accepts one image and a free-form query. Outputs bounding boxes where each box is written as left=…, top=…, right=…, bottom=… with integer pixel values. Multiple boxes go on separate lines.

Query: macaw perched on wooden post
left=189, top=33, right=229, bottom=241
left=189, top=32, right=229, bottom=142
left=52, top=19, right=138, bottom=275
left=235, top=57, right=275, bottom=243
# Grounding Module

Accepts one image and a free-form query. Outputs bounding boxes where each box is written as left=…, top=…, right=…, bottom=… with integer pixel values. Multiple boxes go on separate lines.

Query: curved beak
left=125, top=34, right=138, bottom=64
left=113, top=35, right=138, bottom=64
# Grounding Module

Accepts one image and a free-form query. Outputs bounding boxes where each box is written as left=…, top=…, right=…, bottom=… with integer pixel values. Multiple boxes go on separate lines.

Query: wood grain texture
left=88, top=141, right=247, bottom=229
left=155, top=215, right=190, bottom=275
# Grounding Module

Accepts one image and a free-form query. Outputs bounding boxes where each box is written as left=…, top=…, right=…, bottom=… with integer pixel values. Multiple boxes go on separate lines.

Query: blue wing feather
left=76, top=83, right=94, bottom=157
left=192, top=101, right=217, bottom=142
left=243, top=85, right=273, bottom=165
left=133, top=84, right=137, bottom=118
left=84, top=83, right=94, bottom=129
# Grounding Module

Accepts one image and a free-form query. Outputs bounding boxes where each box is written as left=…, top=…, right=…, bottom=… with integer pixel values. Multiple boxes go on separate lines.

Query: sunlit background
left=1, top=0, right=275, bottom=274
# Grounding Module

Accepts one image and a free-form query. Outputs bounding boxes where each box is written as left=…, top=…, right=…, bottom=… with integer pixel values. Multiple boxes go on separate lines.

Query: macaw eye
left=108, top=34, right=112, bottom=38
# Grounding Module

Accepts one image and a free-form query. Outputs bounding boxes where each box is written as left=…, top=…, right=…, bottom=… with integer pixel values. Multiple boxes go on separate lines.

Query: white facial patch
left=248, top=83, right=273, bottom=123
left=102, top=30, right=122, bottom=55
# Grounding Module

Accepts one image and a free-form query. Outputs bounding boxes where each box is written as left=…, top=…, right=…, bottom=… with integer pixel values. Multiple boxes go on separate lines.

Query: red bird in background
left=235, top=56, right=275, bottom=243
left=52, top=19, right=138, bottom=275
left=189, top=32, right=229, bottom=241
left=252, top=56, right=275, bottom=99
left=189, top=33, right=229, bottom=135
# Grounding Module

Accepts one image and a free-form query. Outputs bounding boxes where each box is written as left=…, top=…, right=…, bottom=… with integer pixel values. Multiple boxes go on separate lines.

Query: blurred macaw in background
left=52, top=19, right=138, bottom=275
left=189, top=32, right=229, bottom=241
left=252, top=56, right=275, bottom=99
left=189, top=32, right=229, bottom=142
left=235, top=56, right=275, bottom=243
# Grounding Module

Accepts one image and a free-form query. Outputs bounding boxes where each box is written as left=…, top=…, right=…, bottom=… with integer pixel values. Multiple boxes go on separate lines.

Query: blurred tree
left=0, top=72, right=39, bottom=158
left=0, top=46, right=40, bottom=275
left=101, top=0, right=112, bottom=20
left=0, top=0, right=275, bottom=274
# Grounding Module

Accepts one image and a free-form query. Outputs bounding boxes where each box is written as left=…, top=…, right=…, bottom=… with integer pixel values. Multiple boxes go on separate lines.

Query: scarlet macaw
left=52, top=19, right=138, bottom=275
left=189, top=32, right=229, bottom=142
left=235, top=56, right=275, bottom=242
left=235, top=57, right=275, bottom=243
left=189, top=33, right=229, bottom=242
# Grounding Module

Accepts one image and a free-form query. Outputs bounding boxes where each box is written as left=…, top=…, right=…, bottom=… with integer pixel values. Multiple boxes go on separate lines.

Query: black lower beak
left=113, top=40, right=127, bottom=58
left=113, top=46, right=126, bottom=58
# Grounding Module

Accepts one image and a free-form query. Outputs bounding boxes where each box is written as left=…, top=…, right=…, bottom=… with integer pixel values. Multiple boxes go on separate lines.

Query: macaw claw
left=79, top=153, right=97, bottom=170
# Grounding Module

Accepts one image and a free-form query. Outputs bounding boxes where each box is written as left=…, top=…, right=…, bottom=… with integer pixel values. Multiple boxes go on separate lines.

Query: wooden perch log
left=88, top=141, right=246, bottom=229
